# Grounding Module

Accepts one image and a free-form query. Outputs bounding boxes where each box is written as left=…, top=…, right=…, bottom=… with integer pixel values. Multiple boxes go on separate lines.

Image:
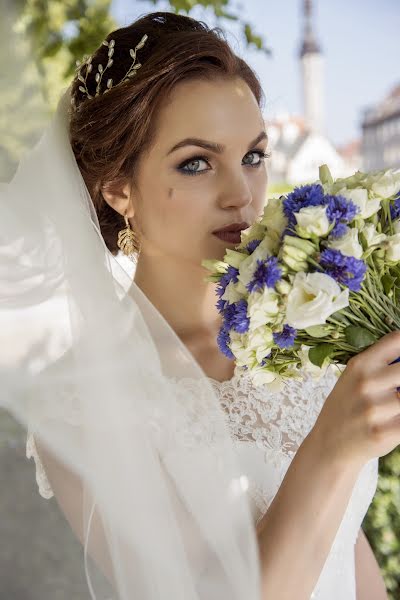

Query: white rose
left=247, top=288, right=280, bottom=329
left=361, top=222, right=387, bottom=246
left=285, top=271, right=349, bottom=328
left=327, top=227, right=363, bottom=259
left=294, top=205, right=330, bottom=238
left=337, top=187, right=380, bottom=219
left=229, top=331, right=253, bottom=366
left=221, top=281, right=245, bottom=304
left=247, top=326, right=274, bottom=363
left=260, top=197, right=288, bottom=236
left=385, top=233, right=400, bottom=262
left=368, top=169, right=400, bottom=198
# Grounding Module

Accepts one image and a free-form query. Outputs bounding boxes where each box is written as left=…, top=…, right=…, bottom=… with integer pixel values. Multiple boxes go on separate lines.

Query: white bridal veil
left=0, top=22, right=261, bottom=600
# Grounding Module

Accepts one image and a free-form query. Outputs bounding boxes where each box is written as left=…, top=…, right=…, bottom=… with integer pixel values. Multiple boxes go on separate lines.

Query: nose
left=217, top=170, right=253, bottom=210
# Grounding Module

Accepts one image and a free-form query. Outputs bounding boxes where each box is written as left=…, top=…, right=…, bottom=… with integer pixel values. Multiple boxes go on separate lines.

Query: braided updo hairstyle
left=68, top=12, right=264, bottom=255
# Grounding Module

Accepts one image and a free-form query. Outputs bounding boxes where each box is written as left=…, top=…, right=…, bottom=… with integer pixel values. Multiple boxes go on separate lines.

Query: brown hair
left=68, top=11, right=264, bottom=255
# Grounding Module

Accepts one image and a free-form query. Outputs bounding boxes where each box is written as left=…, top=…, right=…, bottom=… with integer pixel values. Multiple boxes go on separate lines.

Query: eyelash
left=177, top=150, right=271, bottom=177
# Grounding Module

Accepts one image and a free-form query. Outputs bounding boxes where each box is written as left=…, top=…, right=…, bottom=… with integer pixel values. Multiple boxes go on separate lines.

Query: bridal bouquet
left=202, top=165, right=400, bottom=388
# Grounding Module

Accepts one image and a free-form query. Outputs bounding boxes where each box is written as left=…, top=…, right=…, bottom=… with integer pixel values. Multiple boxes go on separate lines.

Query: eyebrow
left=166, top=131, right=268, bottom=156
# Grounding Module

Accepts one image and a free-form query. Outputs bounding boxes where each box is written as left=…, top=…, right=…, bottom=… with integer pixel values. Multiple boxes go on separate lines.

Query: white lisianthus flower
left=238, top=222, right=266, bottom=249
left=282, top=244, right=308, bottom=262
left=223, top=249, right=247, bottom=269
left=281, top=254, right=308, bottom=272
left=294, top=205, right=330, bottom=238
left=260, top=197, right=288, bottom=237
left=336, top=187, right=380, bottom=220
left=275, top=278, right=292, bottom=295
left=385, top=233, right=400, bottom=262
left=237, top=243, right=272, bottom=289
left=221, top=281, right=245, bottom=304
left=297, top=344, right=330, bottom=378
left=247, top=326, right=274, bottom=363
left=367, top=169, right=400, bottom=198
left=229, top=331, right=253, bottom=366
left=327, top=227, right=363, bottom=259
left=249, top=364, right=279, bottom=387
left=394, top=219, right=400, bottom=234
left=247, top=288, right=280, bottom=329
left=361, top=222, right=387, bottom=246
left=285, top=272, right=349, bottom=328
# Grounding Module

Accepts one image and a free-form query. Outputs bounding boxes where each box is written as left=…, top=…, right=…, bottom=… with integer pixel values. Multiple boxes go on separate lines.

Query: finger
left=355, top=330, right=400, bottom=370
left=368, top=394, right=400, bottom=426
left=362, top=362, right=400, bottom=394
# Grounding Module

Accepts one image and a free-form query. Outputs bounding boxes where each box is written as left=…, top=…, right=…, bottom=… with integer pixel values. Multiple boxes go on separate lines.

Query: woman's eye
left=177, top=150, right=270, bottom=177
left=243, top=150, right=270, bottom=166
left=179, top=157, right=209, bottom=176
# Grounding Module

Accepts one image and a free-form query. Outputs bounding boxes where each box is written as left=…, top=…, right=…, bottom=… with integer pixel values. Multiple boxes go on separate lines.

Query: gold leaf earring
left=117, top=214, right=140, bottom=260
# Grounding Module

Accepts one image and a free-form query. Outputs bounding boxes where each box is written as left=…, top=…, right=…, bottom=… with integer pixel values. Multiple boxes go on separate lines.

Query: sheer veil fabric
left=0, top=83, right=261, bottom=598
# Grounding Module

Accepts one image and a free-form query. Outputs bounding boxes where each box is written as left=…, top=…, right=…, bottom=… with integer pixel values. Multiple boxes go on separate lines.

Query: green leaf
left=329, top=310, right=350, bottom=324
left=344, top=326, right=377, bottom=349
left=382, top=273, right=396, bottom=295
left=308, top=343, right=335, bottom=367
left=304, top=324, right=330, bottom=338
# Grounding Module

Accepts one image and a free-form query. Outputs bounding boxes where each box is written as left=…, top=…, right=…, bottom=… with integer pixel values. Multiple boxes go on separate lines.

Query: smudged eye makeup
left=177, top=150, right=271, bottom=177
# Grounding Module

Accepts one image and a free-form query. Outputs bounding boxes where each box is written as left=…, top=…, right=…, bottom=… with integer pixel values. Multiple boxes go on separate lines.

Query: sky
left=111, top=0, right=400, bottom=148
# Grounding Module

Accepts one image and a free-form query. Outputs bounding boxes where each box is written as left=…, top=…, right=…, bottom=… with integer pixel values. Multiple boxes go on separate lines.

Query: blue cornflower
left=260, top=352, right=272, bottom=366
left=390, top=192, right=400, bottom=221
left=246, top=239, right=262, bottom=254
left=282, top=184, right=326, bottom=230
left=216, top=265, right=239, bottom=298
left=217, top=327, right=234, bottom=359
left=216, top=297, right=227, bottom=314
left=247, top=256, right=282, bottom=293
left=325, top=195, right=359, bottom=238
left=230, top=299, right=250, bottom=334
left=222, top=302, right=237, bottom=330
left=273, top=324, right=297, bottom=349
left=318, top=248, right=366, bottom=292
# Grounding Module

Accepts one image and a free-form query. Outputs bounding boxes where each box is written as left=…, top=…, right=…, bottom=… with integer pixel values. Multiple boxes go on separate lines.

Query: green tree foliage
left=146, top=0, right=271, bottom=55
left=1, top=0, right=116, bottom=179
left=363, top=448, right=400, bottom=599
left=12, top=0, right=117, bottom=108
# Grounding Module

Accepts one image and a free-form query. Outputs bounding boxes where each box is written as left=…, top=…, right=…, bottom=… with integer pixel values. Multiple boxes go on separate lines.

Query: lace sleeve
left=26, top=431, right=54, bottom=499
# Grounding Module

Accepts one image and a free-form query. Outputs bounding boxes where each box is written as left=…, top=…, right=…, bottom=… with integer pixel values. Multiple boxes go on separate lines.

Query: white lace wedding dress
left=26, top=364, right=379, bottom=599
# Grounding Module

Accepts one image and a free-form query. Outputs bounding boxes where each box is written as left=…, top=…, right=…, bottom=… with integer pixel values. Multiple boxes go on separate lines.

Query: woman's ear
left=101, top=180, right=135, bottom=218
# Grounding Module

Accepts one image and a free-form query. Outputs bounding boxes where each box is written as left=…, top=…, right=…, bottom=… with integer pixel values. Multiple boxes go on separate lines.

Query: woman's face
left=131, top=75, right=269, bottom=266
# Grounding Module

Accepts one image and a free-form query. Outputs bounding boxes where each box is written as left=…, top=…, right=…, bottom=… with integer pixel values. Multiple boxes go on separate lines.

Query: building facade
left=267, top=0, right=356, bottom=187
left=361, top=84, right=400, bottom=171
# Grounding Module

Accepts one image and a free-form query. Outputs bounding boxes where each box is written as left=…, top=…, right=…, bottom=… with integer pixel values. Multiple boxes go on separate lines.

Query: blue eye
left=177, top=150, right=271, bottom=177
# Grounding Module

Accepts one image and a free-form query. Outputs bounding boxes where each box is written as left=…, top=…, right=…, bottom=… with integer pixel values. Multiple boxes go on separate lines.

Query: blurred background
left=1, top=1, right=400, bottom=598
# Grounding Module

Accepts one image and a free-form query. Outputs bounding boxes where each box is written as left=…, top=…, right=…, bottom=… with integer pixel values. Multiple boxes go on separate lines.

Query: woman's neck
left=133, top=253, right=223, bottom=341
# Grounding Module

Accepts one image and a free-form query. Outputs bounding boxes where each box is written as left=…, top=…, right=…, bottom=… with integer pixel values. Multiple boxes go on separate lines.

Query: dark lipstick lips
left=212, top=222, right=250, bottom=244
left=212, top=221, right=250, bottom=234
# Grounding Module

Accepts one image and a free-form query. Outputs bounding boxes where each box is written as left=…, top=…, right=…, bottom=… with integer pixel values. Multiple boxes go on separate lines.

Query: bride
left=1, top=10, right=395, bottom=600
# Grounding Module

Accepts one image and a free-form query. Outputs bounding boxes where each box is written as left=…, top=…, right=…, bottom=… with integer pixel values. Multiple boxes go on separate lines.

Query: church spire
left=299, top=0, right=324, bottom=134
left=299, top=0, right=321, bottom=58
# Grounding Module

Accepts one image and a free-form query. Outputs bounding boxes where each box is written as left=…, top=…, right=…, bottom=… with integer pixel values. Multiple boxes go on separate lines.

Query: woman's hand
left=311, top=330, right=400, bottom=469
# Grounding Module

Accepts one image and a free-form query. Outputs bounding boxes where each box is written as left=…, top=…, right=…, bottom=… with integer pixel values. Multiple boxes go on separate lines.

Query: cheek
left=138, top=184, right=208, bottom=251
left=254, top=169, right=268, bottom=213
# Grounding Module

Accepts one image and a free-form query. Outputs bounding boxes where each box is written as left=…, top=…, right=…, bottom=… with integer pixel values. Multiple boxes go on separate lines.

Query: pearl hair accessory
left=74, top=33, right=148, bottom=103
